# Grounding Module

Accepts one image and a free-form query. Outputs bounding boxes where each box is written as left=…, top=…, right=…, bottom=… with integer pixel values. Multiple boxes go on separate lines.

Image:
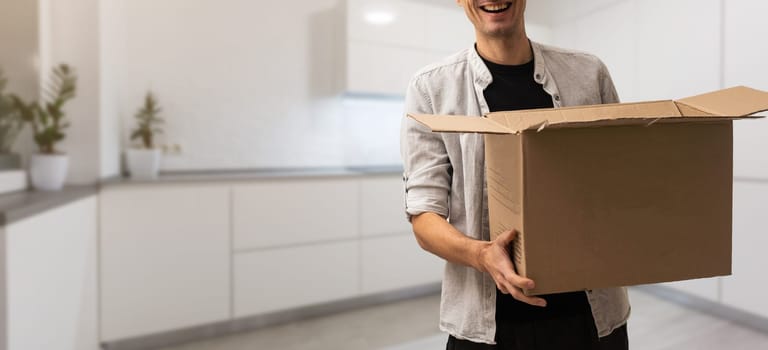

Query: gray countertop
left=0, top=185, right=98, bottom=226
left=0, top=166, right=403, bottom=226
left=102, top=165, right=404, bottom=186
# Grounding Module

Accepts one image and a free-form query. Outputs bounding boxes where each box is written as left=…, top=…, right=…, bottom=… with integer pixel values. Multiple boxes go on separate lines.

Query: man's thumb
left=497, top=229, right=517, bottom=246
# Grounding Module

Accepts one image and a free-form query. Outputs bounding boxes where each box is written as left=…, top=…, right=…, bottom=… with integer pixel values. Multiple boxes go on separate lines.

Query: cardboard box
left=409, top=86, right=768, bottom=295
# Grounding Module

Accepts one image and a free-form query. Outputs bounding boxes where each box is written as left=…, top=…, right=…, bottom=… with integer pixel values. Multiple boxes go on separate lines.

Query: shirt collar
left=469, top=40, right=549, bottom=89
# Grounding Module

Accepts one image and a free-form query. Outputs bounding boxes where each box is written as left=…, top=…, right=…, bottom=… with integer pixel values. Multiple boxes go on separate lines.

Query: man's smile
left=479, top=2, right=512, bottom=14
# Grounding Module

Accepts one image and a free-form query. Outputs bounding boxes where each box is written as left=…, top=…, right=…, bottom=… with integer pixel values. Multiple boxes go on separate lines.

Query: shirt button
left=535, top=73, right=542, bottom=81
left=554, top=95, right=561, bottom=101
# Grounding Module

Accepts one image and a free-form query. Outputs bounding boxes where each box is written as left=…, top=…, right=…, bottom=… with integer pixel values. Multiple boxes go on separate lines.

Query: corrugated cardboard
left=409, top=86, right=768, bottom=295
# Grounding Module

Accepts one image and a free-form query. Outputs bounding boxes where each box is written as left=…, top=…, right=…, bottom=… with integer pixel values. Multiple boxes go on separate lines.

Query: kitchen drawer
left=100, top=185, right=231, bottom=341
left=360, top=176, right=412, bottom=237
left=232, top=178, right=360, bottom=250
left=234, top=241, right=359, bottom=317
left=361, top=234, right=443, bottom=294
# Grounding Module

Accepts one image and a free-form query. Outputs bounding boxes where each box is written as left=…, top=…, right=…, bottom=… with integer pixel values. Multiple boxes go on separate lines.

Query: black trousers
left=446, top=315, right=628, bottom=350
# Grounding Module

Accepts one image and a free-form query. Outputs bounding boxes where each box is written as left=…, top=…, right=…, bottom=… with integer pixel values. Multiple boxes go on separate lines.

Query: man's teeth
left=481, top=3, right=510, bottom=12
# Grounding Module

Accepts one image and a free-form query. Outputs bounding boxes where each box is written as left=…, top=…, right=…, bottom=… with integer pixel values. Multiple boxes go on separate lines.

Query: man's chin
left=480, top=25, right=518, bottom=38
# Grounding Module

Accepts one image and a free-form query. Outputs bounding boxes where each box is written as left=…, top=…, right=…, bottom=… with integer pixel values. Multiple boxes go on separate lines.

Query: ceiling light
left=364, top=11, right=396, bottom=25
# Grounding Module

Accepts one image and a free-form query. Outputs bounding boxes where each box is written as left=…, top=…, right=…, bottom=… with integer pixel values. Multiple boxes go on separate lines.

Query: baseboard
left=101, top=282, right=442, bottom=350
left=634, top=284, right=768, bottom=334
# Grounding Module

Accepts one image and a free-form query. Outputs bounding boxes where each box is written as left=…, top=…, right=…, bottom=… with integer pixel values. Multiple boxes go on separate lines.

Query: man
left=400, top=1, right=630, bottom=349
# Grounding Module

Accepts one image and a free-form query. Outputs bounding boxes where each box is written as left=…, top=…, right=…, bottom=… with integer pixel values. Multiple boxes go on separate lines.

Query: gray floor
left=159, top=288, right=768, bottom=350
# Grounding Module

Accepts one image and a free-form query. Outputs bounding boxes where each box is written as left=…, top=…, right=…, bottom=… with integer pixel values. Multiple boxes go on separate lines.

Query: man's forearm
left=411, top=212, right=489, bottom=272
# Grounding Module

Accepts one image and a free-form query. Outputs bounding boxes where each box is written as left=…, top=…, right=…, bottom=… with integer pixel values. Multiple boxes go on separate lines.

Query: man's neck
left=476, top=33, right=532, bottom=66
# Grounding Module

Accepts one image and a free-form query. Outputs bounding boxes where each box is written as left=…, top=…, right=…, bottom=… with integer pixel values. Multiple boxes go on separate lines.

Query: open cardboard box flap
left=409, top=86, right=768, bottom=134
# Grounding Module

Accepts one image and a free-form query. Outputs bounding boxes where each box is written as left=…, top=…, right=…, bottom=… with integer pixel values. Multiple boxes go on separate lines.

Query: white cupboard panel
left=423, top=5, right=474, bottom=53
left=360, top=176, right=412, bottom=237
left=100, top=186, right=231, bottom=341
left=722, top=182, right=768, bottom=318
left=634, top=0, right=721, bottom=101
left=233, top=179, right=359, bottom=250
left=661, top=277, right=720, bottom=302
left=347, top=41, right=432, bottom=96
left=234, top=241, right=359, bottom=317
left=361, top=234, right=443, bottom=294
left=347, top=0, right=426, bottom=48
left=6, top=197, right=99, bottom=350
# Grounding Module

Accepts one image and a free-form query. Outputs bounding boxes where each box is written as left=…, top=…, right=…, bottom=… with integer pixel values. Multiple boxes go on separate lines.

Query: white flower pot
left=30, top=153, right=69, bottom=191
left=126, top=148, right=162, bottom=179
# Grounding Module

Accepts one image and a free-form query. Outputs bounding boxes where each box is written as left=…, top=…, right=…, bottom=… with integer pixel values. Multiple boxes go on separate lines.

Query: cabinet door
left=234, top=241, right=359, bottom=317
left=6, top=197, right=99, bottom=350
left=361, top=234, right=443, bottom=294
left=100, top=185, right=230, bottom=341
left=346, top=41, right=432, bottom=96
left=347, top=0, right=425, bottom=47
left=233, top=179, right=359, bottom=250
left=360, top=176, right=412, bottom=237
left=424, top=4, right=474, bottom=53
left=722, top=181, right=768, bottom=318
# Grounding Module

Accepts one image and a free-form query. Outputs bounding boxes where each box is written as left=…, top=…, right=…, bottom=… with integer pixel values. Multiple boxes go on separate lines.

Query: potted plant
left=0, top=68, right=24, bottom=170
left=11, top=64, right=76, bottom=191
left=126, top=92, right=164, bottom=179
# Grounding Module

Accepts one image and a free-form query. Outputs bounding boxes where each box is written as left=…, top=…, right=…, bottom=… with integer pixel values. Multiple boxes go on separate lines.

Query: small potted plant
left=126, top=92, right=164, bottom=179
left=11, top=64, right=76, bottom=191
left=0, top=68, right=25, bottom=170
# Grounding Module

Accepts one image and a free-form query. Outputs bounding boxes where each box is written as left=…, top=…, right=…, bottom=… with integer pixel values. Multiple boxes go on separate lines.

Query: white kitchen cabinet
left=5, top=196, right=99, bottom=350
left=423, top=4, right=475, bottom=53
left=361, top=234, right=443, bottom=294
left=722, top=181, right=768, bottom=318
left=344, top=0, right=471, bottom=96
left=346, top=41, right=438, bottom=96
left=360, top=176, right=412, bottom=237
left=232, top=179, right=360, bottom=250
left=100, top=185, right=231, bottom=341
left=347, top=0, right=426, bottom=48
left=234, top=241, right=359, bottom=317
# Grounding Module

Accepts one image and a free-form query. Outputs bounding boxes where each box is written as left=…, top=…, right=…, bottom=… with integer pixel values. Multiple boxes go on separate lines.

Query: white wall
left=98, top=0, right=123, bottom=179
left=549, top=0, right=722, bottom=102
left=39, top=0, right=102, bottom=184
left=113, top=0, right=350, bottom=170
left=0, top=0, right=38, bottom=163
left=725, top=0, right=768, bottom=179
left=36, top=0, right=122, bottom=182
left=110, top=0, right=482, bottom=171
left=548, top=0, right=768, bottom=315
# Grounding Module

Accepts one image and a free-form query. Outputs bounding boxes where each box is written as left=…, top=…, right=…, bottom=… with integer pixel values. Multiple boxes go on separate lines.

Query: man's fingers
left=510, top=288, right=547, bottom=307
left=502, top=270, right=535, bottom=290
left=496, top=282, right=509, bottom=294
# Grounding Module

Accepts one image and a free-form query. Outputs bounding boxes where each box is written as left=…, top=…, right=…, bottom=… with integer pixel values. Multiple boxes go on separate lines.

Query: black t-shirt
left=480, top=52, right=592, bottom=324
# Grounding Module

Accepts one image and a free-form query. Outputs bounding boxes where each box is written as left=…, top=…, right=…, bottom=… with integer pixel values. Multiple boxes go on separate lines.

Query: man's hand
left=477, top=230, right=547, bottom=307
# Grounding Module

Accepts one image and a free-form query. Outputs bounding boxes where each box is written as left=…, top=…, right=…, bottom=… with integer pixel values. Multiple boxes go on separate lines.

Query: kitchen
left=0, top=0, right=767, bottom=349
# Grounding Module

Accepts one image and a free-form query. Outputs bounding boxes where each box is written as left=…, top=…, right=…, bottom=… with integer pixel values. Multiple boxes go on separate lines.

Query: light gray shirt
left=400, top=41, right=631, bottom=345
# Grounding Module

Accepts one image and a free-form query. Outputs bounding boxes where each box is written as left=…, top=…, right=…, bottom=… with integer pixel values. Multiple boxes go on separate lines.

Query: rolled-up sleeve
left=400, top=76, right=452, bottom=221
